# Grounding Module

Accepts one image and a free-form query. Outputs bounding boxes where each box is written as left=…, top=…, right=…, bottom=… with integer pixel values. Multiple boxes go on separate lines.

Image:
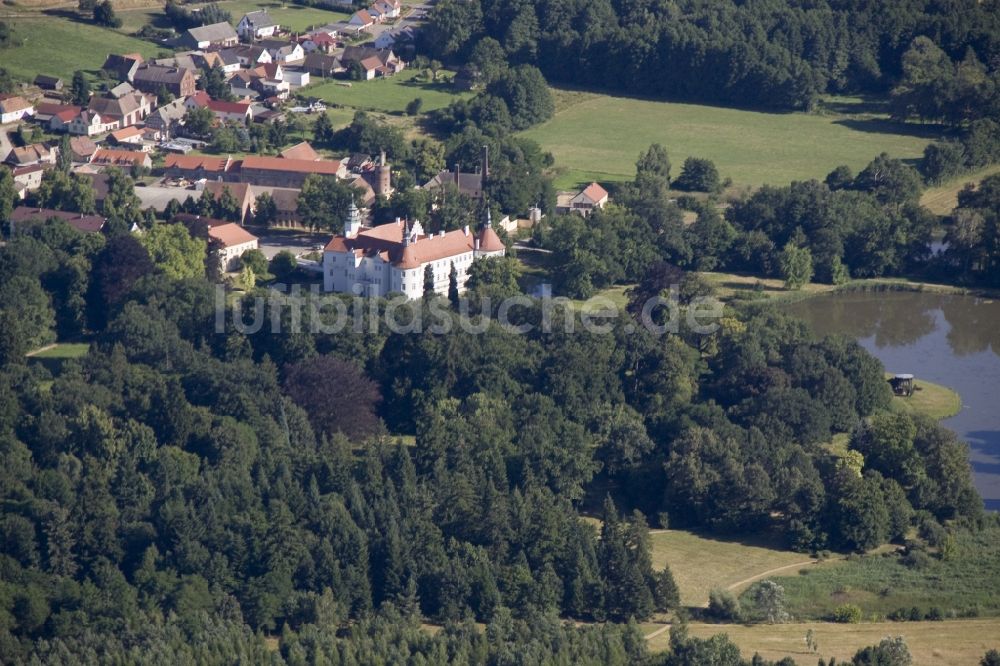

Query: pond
left=783, top=291, right=1000, bottom=511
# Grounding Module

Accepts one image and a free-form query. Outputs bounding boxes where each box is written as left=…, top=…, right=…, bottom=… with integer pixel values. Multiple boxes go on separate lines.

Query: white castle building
left=322, top=202, right=506, bottom=298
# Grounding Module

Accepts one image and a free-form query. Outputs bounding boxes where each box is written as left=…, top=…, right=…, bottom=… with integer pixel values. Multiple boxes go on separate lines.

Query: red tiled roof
left=278, top=141, right=319, bottom=161
left=477, top=227, right=505, bottom=252
left=164, top=154, right=232, bottom=172
left=241, top=155, right=342, bottom=175
left=208, top=222, right=259, bottom=248
left=579, top=181, right=609, bottom=203
left=325, top=221, right=481, bottom=269
left=186, top=90, right=211, bottom=107
left=92, top=148, right=148, bottom=167
left=207, top=99, right=252, bottom=115
left=110, top=126, right=143, bottom=141
left=54, top=107, right=81, bottom=122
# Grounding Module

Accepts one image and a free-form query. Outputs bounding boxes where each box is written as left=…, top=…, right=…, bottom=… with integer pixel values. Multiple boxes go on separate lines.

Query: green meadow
left=520, top=90, right=941, bottom=190
left=0, top=18, right=163, bottom=82
left=306, top=70, right=472, bottom=115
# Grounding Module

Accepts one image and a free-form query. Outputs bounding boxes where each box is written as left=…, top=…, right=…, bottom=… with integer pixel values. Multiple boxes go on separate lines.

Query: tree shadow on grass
left=831, top=117, right=946, bottom=141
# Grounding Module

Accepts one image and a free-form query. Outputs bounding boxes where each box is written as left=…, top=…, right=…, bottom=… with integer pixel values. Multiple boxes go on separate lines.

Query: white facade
left=238, top=11, right=278, bottom=40
left=322, top=205, right=505, bottom=299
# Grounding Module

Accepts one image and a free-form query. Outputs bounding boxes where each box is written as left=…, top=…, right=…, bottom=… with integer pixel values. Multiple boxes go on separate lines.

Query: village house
left=32, top=102, right=73, bottom=125
left=558, top=182, right=610, bottom=217
left=374, top=25, right=415, bottom=51
left=304, top=53, right=342, bottom=78
left=68, top=110, right=118, bottom=136
left=370, top=0, right=402, bottom=21
left=33, top=75, right=64, bottom=91
left=207, top=99, right=254, bottom=124
left=11, top=165, right=45, bottom=199
left=182, top=22, right=239, bottom=49
left=0, top=95, right=35, bottom=124
left=209, top=222, right=260, bottom=271
left=132, top=65, right=198, bottom=99
left=423, top=168, right=484, bottom=199
left=322, top=204, right=505, bottom=299
left=257, top=38, right=305, bottom=65
left=249, top=185, right=301, bottom=227
left=340, top=46, right=405, bottom=79
left=301, top=31, right=339, bottom=54
left=6, top=143, right=56, bottom=167
left=144, top=98, right=188, bottom=139
left=226, top=44, right=272, bottom=67
left=348, top=9, right=374, bottom=30
left=8, top=207, right=107, bottom=235
left=109, top=126, right=148, bottom=149
left=237, top=10, right=279, bottom=40
left=68, top=136, right=98, bottom=162
left=238, top=155, right=346, bottom=188
left=101, top=53, right=144, bottom=83
left=163, top=153, right=235, bottom=181
left=90, top=148, right=153, bottom=171
left=88, top=92, right=150, bottom=128
left=205, top=49, right=243, bottom=74
left=46, top=105, right=82, bottom=133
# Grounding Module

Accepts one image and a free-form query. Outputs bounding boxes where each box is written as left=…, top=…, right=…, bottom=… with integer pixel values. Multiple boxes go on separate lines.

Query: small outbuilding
left=888, top=373, right=915, bottom=397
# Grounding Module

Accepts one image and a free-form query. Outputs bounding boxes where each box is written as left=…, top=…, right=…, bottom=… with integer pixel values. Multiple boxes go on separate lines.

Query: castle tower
left=344, top=199, right=361, bottom=237
left=377, top=150, right=391, bottom=197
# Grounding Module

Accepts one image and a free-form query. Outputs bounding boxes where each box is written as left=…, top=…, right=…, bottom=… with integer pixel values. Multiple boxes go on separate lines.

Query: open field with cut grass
left=649, top=530, right=820, bottom=608
left=646, top=619, right=1000, bottom=664
left=0, top=17, right=163, bottom=82
left=305, top=70, right=471, bottom=115
left=745, top=525, right=1000, bottom=622
left=920, top=165, right=1000, bottom=216
left=26, top=342, right=89, bottom=359
left=520, top=90, right=940, bottom=190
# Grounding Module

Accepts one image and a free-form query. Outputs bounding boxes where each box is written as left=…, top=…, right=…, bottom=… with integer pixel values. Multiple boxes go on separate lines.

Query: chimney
left=463, top=225, right=469, bottom=236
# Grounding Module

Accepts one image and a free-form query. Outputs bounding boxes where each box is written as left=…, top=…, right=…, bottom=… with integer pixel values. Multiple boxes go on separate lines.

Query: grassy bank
left=646, top=619, right=1000, bottom=664
left=305, top=70, right=472, bottom=115
left=887, top=375, right=962, bottom=420
left=920, top=164, right=1000, bottom=216
left=520, top=91, right=938, bottom=190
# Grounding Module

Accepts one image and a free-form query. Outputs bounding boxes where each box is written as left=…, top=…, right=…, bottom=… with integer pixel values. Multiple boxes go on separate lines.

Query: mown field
left=520, top=90, right=940, bottom=190
left=306, top=70, right=472, bottom=115
left=0, top=17, right=164, bottom=82
left=887, top=375, right=962, bottom=420
left=744, top=525, right=1000, bottom=621
left=646, top=619, right=1000, bottom=664
left=920, top=164, right=1000, bottom=215
left=114, top=0, right=351, bottom=33
left=648, top=530, right=818, bottom=608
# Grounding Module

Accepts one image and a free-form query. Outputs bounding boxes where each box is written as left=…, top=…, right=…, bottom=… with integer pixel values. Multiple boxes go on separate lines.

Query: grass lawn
left=215, top=0, right=350, bottom=32
left=649, top=530, right=818, bottom=608
left=746, top=525, right=1000, bottom=622
left=520, top=90, right=940, bottom=190
left=920, top=164, right=1000, bottom=216
left=646, top=619, right=1000, bottom=664
left=305, top=70, right=472, bottom=115
left=887, top=375, right=962, bottom=420
left=27, top=342, right=89, bottom=359
left=0, top=17, right=163, bottom=82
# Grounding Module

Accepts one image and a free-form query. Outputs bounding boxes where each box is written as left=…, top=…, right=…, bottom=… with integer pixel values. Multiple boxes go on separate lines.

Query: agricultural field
left=746, top=525, right=1000, bottom=621
left=115, top=0, right=352, bottom=33
left=520, top=90, right=940, bottom=190
left=646, top=619, right=1000, bottom=664
left=648, top=530, right=818, bottom=608
left=0, top=17, right=163, bottom=82
left=920, top=164, right=1000, bottom=215
left=306, top=70, right=471, bottom=115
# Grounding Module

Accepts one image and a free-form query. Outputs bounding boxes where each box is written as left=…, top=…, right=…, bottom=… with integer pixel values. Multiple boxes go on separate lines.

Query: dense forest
left=422, top=0, right=1000, bottom=111
left=0, top=205, right=983, bottom=660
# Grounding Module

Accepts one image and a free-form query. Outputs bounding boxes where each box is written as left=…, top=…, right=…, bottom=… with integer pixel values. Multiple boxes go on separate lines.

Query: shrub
left=832, top=603, right=862, bottom=623
left=707, top=588, right=741, bottom=622
left=927, top=607, right=943, bottom=621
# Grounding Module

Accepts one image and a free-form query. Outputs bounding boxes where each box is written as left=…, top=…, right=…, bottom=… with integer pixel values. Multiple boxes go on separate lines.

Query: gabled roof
left=325, top=220, right=480, bottom=270
left=209, top=222, right=259, bottom=248
left=0, top=96, right=33, bottom=114
left=241, top=155, right=342, bottom=175
left=110, top=126, right=144, bottom=141
left=186, top=90, right=211, bottom=107
left=207, top=99, right=252, bottom=115
left=241, top=9, right=278, bottom=29
left=187, top=22, right=238, bottom=44
left=279, top=141, right=320, bottom=161
left=91, top=148, right=149, bottom=167
left=102, top=53, right=143, bottom=80
left=88, top=93, right=141, bottom=118
left=10, top=207, right=106, bottom=233
left=203, top=181, right=253, bottom=204
left=69, top=136, right=98, bottom=157
left=577, top=181, right=609, bottom=203
left=7, top=144, right=51, bottom=165
left=133, top=65, right=194, bottom=85
left=164, top=153, right=232, bottom=172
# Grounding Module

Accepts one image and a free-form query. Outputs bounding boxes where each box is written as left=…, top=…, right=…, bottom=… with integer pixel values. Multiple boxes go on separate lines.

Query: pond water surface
left=783, top=291, right=1000, bottom=511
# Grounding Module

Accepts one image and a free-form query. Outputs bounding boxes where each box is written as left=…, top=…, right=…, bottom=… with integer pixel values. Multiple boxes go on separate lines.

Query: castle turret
left=377, top=150, right=391, bottom=196
left=344, top=199, right=361, bottom=237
